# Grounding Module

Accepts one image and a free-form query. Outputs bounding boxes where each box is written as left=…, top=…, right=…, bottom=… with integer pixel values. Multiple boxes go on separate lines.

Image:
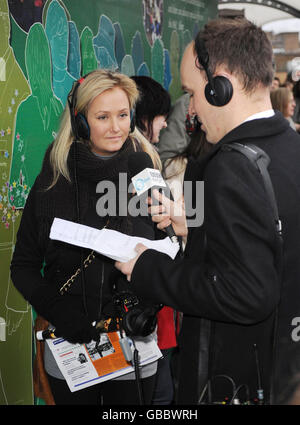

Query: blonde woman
left=10, top=70, right=161, bottom=405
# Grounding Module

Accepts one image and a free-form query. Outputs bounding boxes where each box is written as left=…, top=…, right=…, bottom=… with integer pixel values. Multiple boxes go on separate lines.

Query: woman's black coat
left=10, top=139, right=160, bottom=342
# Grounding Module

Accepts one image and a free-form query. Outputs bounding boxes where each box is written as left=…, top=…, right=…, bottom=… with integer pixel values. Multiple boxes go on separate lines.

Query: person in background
left=130, top=75, right=170, bottom=147
left=270, top=86, right=298, bottom=131
left=130, top=75, right=177, bottom=405
left=283, top=71, right=295, bottom=91
left=162, top=117, right=211, bottom=246
left=271, top=76, right=280, bottom=91
left=163, top=116, right=211, bottom=192
left=161, top=119, right=212, bottom=400
left=10, top=70, right=162, bottom=405
left=292, top=79, right=300, bottom=133
left=158, top=93, right=191, bottom=164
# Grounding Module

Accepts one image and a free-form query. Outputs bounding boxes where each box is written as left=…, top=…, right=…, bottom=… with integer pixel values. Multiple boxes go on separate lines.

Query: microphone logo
left=134, top=177, right=151, bottom=192
left=131, top=168, right=166, bottom=196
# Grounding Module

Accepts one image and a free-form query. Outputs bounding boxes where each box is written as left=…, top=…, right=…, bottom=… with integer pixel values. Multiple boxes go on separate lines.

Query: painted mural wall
left=0, top=0, right=217, bottom=405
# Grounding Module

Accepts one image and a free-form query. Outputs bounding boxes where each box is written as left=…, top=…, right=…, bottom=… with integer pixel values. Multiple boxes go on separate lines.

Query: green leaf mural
left=0, top=0, right=32, bottom=406
left=1, top=0, right=218, bottom=405
left=9, top=22, right=64, bottom=209
left=80, top=26, right=98, bottom=76
left=151, top=37, right=164, bottom=86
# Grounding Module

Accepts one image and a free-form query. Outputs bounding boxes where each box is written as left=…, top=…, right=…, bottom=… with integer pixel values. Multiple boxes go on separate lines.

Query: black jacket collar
left=198, top=111, right=289, bottom=172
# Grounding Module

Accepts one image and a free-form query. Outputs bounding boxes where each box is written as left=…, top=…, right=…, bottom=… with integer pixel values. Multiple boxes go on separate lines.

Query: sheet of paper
left=46, top=332, right=162, bottom=392
left=50, top=217, right=179, bottom=262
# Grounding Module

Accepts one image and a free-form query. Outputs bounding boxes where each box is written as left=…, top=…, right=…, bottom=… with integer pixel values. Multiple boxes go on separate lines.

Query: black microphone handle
left=151, top=183, right=174, bottom=202
left=149, top=186, right=178, bottom=243
left=165, top=223, right=178, bottom=244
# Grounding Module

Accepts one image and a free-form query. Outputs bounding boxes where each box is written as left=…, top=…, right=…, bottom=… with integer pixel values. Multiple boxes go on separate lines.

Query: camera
left=112, top=289, right=162, bottom=337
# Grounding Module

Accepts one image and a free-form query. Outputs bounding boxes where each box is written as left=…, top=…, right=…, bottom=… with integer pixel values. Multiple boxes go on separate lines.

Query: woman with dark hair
left=163, top=116, right=212, bottom=248
left=131, top=75, right=171, bottom=144
left=163, top=116, right=211, bottom=180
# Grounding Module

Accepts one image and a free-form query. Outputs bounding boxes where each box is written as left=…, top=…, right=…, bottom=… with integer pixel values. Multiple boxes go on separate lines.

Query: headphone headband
left=68, top=76, right=90, bottom=140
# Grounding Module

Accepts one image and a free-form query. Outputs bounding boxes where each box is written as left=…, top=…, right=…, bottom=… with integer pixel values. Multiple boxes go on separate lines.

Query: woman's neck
left=92, top=151, right=119, bottom=160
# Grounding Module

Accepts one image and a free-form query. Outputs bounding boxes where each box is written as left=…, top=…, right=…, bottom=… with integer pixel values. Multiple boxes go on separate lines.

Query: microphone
left=128, top=151, right=178, bottom=244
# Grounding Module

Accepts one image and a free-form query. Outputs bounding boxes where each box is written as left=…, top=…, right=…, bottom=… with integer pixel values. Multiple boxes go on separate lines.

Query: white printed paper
left=50, top=217, right=179, bottom=262
left=46, top=332, right=162, bottom=392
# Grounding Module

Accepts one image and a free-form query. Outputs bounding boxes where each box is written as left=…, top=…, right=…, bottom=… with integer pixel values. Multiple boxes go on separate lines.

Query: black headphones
left=195, top=37, right=233, bottom=107
left=68, top=75, right=90, bottom=140
left=112, top=288, right=161, bottom=337
left=67, top=74, right=136, bottom=141
left=122, top=305, right=159, bottom=337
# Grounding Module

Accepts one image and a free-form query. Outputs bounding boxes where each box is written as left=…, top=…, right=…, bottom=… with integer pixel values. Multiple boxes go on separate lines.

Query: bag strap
left=58, top=218, right=110, bottom=295
left=59, top=250, right=96, bottom=295
left=220, top=141, right=283, bottom=404
left=220, top=142, right=282, bottom=237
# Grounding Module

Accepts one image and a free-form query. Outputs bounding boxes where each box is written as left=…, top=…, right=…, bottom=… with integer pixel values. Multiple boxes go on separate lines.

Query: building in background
left=266, top=31, right=300, bottom=83
left=219, top=6, right=300, bottom=84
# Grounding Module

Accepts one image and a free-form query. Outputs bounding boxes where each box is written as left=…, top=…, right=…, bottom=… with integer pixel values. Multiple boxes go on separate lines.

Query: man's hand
left=148, top=189, right=188, bottom=237
left=115, top=243, right=148, bottom=281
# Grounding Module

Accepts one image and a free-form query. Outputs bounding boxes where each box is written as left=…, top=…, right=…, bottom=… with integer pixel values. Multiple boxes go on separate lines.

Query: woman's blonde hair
left=49, top=69, right=161, bottom=187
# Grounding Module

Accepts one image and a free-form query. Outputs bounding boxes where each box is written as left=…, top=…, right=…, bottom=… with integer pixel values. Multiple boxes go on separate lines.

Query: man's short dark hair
left=194, top=18, right=274, bottom=93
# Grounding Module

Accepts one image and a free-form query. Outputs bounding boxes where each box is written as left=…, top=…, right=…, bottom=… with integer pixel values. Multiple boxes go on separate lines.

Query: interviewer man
left=116, top=18, right=300, bottom=405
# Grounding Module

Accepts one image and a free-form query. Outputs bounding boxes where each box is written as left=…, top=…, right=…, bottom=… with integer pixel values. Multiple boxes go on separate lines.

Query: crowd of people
left=10, top=16, right=300, bottom=406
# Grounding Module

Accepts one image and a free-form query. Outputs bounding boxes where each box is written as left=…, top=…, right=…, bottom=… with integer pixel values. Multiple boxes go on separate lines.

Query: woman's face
left=285, top=92, right=296, bottom=118
left=87, top=87, right=131, bottom=156
left=150, top=115, right=168, bottom=144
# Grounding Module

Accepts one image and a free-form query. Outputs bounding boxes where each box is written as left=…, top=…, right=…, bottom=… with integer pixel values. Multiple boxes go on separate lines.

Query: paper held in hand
left=49, top=217, right=179, bottom=262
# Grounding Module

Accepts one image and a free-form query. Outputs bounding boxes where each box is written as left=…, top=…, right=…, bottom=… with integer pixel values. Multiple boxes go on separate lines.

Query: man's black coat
left=131, top=112, right=300, bottom=404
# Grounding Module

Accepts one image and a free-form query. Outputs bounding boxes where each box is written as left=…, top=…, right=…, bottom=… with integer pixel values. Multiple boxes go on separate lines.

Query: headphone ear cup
left=75, top=113, right=90, bottom=140
left=122, top=309, right=142, bottom=336
left=205, top=76, right=233, bottom=107
left=122, top=308, right=157, bottom=337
